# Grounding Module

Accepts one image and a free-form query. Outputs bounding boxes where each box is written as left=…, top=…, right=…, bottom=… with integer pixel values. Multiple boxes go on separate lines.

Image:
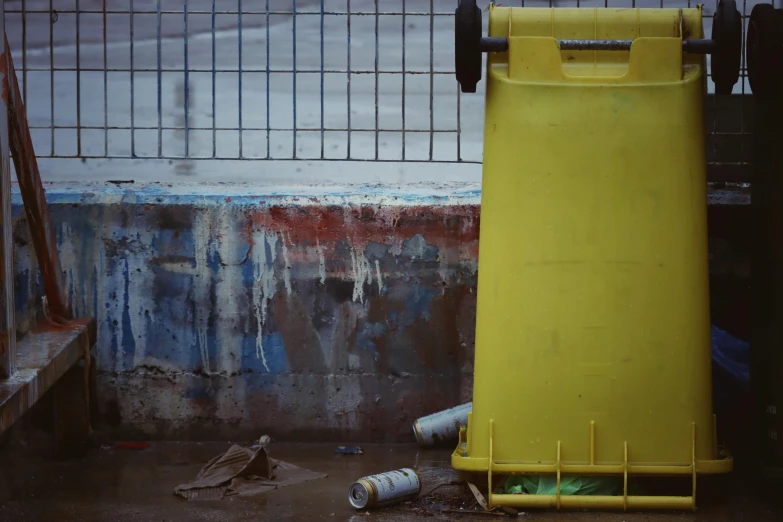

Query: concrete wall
left=12, top=182, right=480, bottom=441
left=11, top=181, right=750, bottom=442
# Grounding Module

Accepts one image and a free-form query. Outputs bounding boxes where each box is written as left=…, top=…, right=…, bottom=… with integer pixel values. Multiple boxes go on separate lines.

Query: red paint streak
left=247, top=204, right=480, bottom=259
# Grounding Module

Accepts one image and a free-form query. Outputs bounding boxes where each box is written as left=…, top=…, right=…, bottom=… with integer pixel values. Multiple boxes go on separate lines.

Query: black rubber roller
left=746, top=3, right=783, bottom=99
left=711, top=0, right=742, bottom=95
left=455, top=0, right=482, bottom=93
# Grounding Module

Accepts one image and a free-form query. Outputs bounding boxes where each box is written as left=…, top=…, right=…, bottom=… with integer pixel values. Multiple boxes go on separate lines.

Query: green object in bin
left=500, top=476, right=621, bottom=496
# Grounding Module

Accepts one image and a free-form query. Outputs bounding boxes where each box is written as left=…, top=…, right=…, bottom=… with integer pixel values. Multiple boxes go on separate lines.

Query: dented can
left=348, top=468, right=422, bottom=509
left=412, top=402, right=472, bottom=447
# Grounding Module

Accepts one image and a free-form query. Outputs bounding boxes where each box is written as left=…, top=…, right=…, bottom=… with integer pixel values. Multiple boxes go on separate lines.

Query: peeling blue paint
left=9, top=184, right=480, bottom=440
left=356, top=322, right=388, bottom=361
left=120, top=258, right=136, bottom=369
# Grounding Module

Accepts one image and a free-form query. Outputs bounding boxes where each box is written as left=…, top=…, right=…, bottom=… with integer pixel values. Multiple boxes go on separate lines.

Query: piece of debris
left=413, top=402, right=472, bottom=447
left=467, top=481, right=489, bottom=511
left=467, top=482, right=520, bottom=516
left=349, top=468, right=422, bottom=509
left=174, top=444, right=326, bottom=500
left=441, top=508, right=506, bottom=517
left=335, top=445, right=364, bottom=455
left=113, top=442, right=151, bottom=451
left=496, top=506, right=521, bottom=517
left=249, top=435, right=273, bottom=451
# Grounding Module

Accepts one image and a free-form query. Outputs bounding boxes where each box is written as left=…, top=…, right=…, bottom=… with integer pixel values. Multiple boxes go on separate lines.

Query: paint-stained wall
left=12, top=183, right=480, bottom=441
left=11, top=183, right=750, bottom=441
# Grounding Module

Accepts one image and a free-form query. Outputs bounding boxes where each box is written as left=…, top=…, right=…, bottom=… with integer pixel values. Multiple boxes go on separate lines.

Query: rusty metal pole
left=0, top=2, right=16, bottom=377
left=2, top=35, right=71, bottom=322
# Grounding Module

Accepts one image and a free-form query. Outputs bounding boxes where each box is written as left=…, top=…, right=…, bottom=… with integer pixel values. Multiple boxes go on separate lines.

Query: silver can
left=412, top=402, right=472, bottom=447
left=348, top=468, right=422, bottom=509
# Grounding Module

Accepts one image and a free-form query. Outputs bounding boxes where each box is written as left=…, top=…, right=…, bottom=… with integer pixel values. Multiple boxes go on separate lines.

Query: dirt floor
left=0, top=440, right=780, bottom=522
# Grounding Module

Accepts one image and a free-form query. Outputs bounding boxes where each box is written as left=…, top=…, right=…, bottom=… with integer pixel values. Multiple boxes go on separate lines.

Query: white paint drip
left=213, top=208, right=245, bottom=375
left=127, top=230, right=156, bottom=370
left=317, top=239, right=327, bottom=284
left=251, top=230, right=280, bottom=372
left=281, top=231, right=293, bottom=296
left=59, top=223, right=77, bottom=315
left=390, top=237, right=404, bottom=257
left=192, top=212, right=213, bottom=375
left=374, top=259, right=383, bottom=294
left=349, top=245, right=373, bottom=303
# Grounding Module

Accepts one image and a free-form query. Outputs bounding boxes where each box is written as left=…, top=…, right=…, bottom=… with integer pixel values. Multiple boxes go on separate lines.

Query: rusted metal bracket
left=1, top=34, right=72, bottom=324
left=0, top=32, right=94, bottom=441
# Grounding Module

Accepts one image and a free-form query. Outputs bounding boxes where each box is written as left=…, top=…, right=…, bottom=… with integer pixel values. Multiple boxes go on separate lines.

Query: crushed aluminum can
left=335, top=445, right=364, bottom=455
left=348, top=468, right=422, bottom=509
left=412, top=402, right=472, bottom=447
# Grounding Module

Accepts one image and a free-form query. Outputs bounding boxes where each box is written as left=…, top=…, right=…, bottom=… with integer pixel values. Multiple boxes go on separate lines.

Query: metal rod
left=321, top=0, right=326, bottom=159
left=559, top=39, right=635, bottom=51
left=130, top=0, right=135, bottom=157
left=374, top=0, right=379, bottom=160
left=183, top=0, right=189, bottom=158
left=347, top=0, right=351, bottom=159
left=158, top=0, right=163, bottom=157
left=293, top=0, right=297, bottom=158
left=479, top=37, right=717, bottom=54
left=238, top=0, right=244, bottom=158
left=0, top=15, right=17, bottom=377
left=31, top=155, right=477, bottom=163
left=30, top=125, right=470, bottom=133
left=5, top=9, right=453, bottom=16
left=22, top=0, right=27, bottom=106
left=76, top=0, right=81, bottom=156
left=265, top=0, right=270, bottom=159
left=103, top=0, right=108, bottom=157
left=401, top=0, right=406, bottom=161
left=211, top=0, right=216, bottom=158
left=19, top=67, right=456, bottom=75
left=49, top=0, right=54, bottom=156
left=428, top=0, right=434, bottom=161
left=682, top=39, right=717, bottom=54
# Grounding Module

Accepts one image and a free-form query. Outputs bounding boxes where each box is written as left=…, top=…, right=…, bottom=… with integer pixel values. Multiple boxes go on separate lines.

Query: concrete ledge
left=0, top=317, right=95, bottom=435
left=12, top=183, right=479, bottom=441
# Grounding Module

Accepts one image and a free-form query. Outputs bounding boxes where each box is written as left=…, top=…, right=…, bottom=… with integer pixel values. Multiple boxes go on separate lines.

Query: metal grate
left=1, top=0, right=775, bottom=174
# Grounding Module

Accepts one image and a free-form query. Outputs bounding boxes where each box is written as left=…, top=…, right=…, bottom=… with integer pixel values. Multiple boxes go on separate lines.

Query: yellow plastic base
left=452, top=415, right=733, bottom=511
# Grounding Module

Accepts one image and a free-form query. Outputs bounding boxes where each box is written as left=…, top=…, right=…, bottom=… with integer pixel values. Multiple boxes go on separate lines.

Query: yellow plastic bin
left=452, top=5, right=734, bottom=510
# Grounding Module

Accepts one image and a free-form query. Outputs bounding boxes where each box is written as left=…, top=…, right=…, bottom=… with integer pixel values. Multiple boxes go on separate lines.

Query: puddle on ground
left=0, top=441, right=780, bottom=521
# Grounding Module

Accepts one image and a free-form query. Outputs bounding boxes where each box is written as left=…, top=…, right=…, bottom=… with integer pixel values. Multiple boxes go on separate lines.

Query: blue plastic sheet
left=711, top=325, right=749, bottom=386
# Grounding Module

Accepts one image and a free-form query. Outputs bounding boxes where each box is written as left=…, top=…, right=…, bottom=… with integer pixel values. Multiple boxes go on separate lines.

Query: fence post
left=0, top=0, right=16, bottom=378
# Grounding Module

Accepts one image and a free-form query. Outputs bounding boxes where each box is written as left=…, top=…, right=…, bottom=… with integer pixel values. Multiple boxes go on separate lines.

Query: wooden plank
left=1, top=35, right=71, bottom=322
left=0, top=2, right=16, bottom=377
left=0, top=318, right=95, bottom=436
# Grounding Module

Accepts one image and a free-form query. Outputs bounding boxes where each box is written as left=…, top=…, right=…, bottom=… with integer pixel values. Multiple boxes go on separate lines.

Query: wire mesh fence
left=1, top=0, right=775, bottom=176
